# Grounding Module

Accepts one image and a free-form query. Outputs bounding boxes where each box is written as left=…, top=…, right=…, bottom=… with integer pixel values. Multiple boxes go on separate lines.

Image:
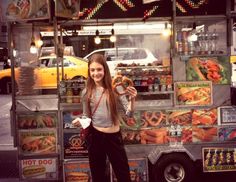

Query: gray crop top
left=81, top=87, right=133, bottom=128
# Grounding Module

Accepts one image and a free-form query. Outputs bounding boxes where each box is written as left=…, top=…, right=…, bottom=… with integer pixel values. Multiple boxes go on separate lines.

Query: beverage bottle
left=66, top=88, right=73, bottom=103
left=72, top=81, right=80, bottom=103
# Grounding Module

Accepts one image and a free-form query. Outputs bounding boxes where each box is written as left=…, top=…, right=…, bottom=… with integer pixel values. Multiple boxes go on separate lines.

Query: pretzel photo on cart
left=112, top=75, right=134, bottom=95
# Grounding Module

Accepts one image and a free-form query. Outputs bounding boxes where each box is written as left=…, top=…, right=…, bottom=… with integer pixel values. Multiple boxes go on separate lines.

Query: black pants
left=86, top=126, right=131, bottom=182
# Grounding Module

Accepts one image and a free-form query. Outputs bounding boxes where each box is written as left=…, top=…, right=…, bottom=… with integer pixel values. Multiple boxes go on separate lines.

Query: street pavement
left=0, top=94, right=236, bottom=182
left=0, top=94, right=18, bottom=181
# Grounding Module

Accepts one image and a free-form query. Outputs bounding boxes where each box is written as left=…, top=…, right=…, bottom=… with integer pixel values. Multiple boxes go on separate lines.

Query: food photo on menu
left=64, top=160, right=92, bottom=182
left=19, top=131, right=57, bottom=155
left=140, top=110, right=167, bottom=128
left=181, top=127, right=192, bottom=144
left=174, top=81, right=212, bottom=106
left=192, top=108, right=217, bottom=126
left=20, top=158, right=57, bottom=180
left=17, top=113, right=57, bottom=129
left=192, top=126, right=218, bottom=143
left=120, top=111, right=140, bottom=129
left=186, top=56, right=230, bottom=84
left=122, top=130, right=141, bottom=145
left=3, top=0, right=50, bottom=20
left=140, top=127, right=168, bottom=144
left=167, top=109, right=192, bottom=126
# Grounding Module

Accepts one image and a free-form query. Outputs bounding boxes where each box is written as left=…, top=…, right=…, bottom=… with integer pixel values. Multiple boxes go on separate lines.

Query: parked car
left=0, top=56, right=88, bottom=94
left=84, top=47, right=158, bottom=76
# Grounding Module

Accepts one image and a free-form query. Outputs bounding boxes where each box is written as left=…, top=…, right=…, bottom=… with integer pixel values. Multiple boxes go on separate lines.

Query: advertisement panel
left=63, top=110, right=83, bottom=129
left=17, top=112, right=57, bottom=129
left=202, top=147, right=236, bottom=172
left=20, top=158, right=57, bottom=180
left=186, top=56, right=230, bottom=84
left=18, top=130, right=57, bottom=155
left=63, top=132, right=88, bottom=159
left=0, top=0, right=50, bottom=21
left=174, top=81, right=212, bottom=107
left=63, top=160, right=92, bottom=182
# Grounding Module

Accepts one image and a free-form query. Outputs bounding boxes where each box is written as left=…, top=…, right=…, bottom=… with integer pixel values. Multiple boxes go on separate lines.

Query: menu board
left=111, top=158, right=148, bottom=182
left=19, top=130, right=57, bottom=155
left=202, top=147, right=236, bottom=172
left=63, top=160, right=92, bottom=182
left=63, top=132, right=88, bottom=159
left=20, top=158, right=57, bottom=180
left=218, top=106, right=236, bottom=125
left=186, top=56, right=230, bottom=84
left=174, top=81, right=212, bottom=107
left=0, top=0, right=50, bottom=21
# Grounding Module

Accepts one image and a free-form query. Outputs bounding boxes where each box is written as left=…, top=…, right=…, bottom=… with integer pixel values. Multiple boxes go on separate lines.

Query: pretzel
left=143, top=111, right=164, bottom=126
left=112, top=75, right=133, bottom=95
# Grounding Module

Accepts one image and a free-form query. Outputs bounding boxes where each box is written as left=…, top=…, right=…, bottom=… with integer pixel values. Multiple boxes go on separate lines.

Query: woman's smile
left=89, top=62, right=105, bottom=85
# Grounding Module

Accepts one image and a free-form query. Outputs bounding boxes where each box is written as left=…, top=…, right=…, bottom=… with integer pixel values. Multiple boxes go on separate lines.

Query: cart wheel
left=155, top=153, right=196, bottom=182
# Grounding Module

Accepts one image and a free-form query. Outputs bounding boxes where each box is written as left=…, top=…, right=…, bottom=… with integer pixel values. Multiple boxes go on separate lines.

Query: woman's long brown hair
left=85, top=53, right=119, bottom=125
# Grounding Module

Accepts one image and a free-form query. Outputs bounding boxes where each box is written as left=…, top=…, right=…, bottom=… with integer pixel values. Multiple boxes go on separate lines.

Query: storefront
left=1, top=0, right=236, bottom=181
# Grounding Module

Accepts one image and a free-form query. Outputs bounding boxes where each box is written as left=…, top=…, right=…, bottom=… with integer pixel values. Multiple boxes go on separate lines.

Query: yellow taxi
left=0, top=56, right=88, bottom=94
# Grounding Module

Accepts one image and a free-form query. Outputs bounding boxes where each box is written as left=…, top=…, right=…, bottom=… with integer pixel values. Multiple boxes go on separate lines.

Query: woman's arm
left=118, top=86, right=137, bottom=117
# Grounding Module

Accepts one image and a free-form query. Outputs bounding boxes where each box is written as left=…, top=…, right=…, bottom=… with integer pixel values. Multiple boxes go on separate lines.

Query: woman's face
left=89, top=62, right=105, bottom=86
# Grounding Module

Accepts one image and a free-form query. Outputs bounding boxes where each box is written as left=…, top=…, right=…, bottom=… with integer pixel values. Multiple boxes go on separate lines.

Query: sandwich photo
left=175, top=81, right=212, bottom=106
left=168, top=110, right=192, bottom=125
left=186, top=57, right=229, bottom=84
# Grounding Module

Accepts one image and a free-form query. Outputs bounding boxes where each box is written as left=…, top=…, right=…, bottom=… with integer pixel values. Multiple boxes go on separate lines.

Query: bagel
left=112, top=75, right=133, bottom=95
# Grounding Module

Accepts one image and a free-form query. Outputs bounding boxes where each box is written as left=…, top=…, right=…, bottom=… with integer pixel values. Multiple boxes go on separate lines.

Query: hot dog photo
left=20, top=158, right=57, bottom=180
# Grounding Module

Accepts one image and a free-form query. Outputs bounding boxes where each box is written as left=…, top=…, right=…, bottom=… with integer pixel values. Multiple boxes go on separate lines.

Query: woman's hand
left=126, top=86, right=137, bottom=100
left=72, top=118, right=81, bottom=127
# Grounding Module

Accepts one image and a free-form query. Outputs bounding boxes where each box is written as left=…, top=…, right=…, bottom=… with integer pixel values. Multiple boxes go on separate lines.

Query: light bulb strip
left=143, top=6, right=158, bottom=20
left=184, top=0, right=207, bottom=9
left=176, top=2, right=187, bottom=13
left=86, top=1, right=106, bottom=19
left=124, top=0, right=135, bottom=8
left=113, top=0, right=127, bottom=11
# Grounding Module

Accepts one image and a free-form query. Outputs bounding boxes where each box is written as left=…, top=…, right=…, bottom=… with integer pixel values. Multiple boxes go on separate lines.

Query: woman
left=74, top=53, right=137, bottom=182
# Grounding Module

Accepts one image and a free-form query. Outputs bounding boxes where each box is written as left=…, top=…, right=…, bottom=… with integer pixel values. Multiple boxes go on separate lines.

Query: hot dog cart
left=1, top=0, right=236, bottom=182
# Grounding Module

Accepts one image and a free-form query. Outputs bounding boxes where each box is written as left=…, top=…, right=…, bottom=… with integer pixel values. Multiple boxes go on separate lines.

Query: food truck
left=1, top=0, right=236, bottom=181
